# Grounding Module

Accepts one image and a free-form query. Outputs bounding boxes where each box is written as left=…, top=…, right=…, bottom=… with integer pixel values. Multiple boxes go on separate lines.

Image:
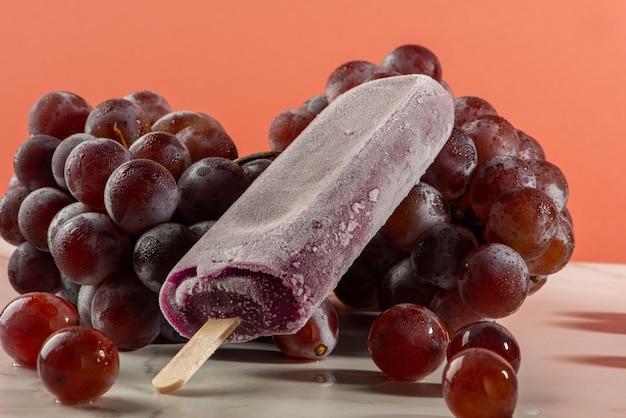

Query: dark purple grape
left=458, top=243, right=529, bottom=319
left=188, top=220, right=216, bottom=239
left=64, top=138, right=133, bottom=210
left=7, top=241, right=61, bottom=294
left=526, top=159, right=568, bottom=212
left=240, top=158, right=272, bottom=182
left=46, top=201, right=92, bottom=251
left=129, top=131, right=191, bottom=181
left=447, top=321, right=522, bottom=373
left=90, top=270, right=161, bottom=351
left=177, top=157, right=250, bottom=224
left=13, top=134, right=61, bottom=190
left=461, top=115, right=520, bottom=167
left=17, top=187, right=74, bottom=251
left=380, top=44, right=442, bottom=81
left=378, top=257, right=440, bottom=310
left=325, top=60, right=380, bottom=102
left=133, top=223, right=197, bottom=293
left=104, top=159, right=179, bottom=235
left=516, top=129, right=545, bottom=161
left=50, top=212, right=131, bottom=286
left=152, top=110, right=224, bottom=134
left=411, top=223, right=478, bottom=290
left=421, top=128, right=478, bottom=200
left=381, top=182, right=450, bottom=251
left=176, top=125, right=238, bottom=162
left=0, top=186, right=30, bottom=245
left=84, top=98, right=151, bottom=147
left=453, top=96, right=498, bottom=128
left=51, top=133, right=96, bottom=190
left=268, top=108, right=316, bottom=151
left=124, top=90, right=172, bottom=124
left=28, top=91, right=92, bottom=140
left=485, top=187, right=559, bottom=260
left=468, top=155, right=537, bottom=221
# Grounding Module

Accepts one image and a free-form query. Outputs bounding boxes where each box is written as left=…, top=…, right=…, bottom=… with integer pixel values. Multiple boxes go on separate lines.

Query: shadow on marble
left=554, top=354, right=626, bottom=369
left=551, top=311, right=626, bottom=335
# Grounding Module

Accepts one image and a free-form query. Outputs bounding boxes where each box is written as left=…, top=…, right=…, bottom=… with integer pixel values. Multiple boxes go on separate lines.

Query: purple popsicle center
left=163, top=266, right=309, bottom=342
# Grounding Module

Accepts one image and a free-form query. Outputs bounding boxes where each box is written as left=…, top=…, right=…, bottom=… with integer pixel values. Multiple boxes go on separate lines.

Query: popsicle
left=159, top=74, right=454, bottom=343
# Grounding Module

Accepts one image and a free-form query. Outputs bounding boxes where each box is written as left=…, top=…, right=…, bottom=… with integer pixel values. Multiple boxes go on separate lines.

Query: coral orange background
left=1, top=1, right=624, bottom=263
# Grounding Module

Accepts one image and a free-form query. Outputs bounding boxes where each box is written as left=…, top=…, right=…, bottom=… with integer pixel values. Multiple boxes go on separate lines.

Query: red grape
left=458, top=243, right=529, bottom=319
left=273, top=299, right=339, bottom=360
left=13, top=134, right=61, bottom=190
left=381, top=182, right=450, bottom=251
left=177, top=157, right=250, bottom=224
left=421, top=127, right=478, bottom=200
left=378, top=257, right=440, bottom=310
left=152, top=110, right=224, bottom=134
left=325, top=60, right=380, bottom=102
left=27, top=91, right=92, bottom=140
left=453, top=96, right=498, bottom=128
left=104, top=159, right=179, bottom=235
left=176, top=124, right=239, bottom=162
left=128, top=131, right=192, bottom=181
left=50, top=212, right=131, bottom=286
left=64, top=138, right=133, bottom=210
left=461, top=114, right=520, bottom=167
left=37, top=325, right=119, bottom=404
left=368, top=303, right=448, bottom=381
left=468, top=155, right=537, bottom=220
left=516, top=129, right=545, bottom=161
left=485, top=187, right=559, bottom=260
left=447, top=321, right=521, bottom=373
left=443, top=347, right=518, bottom=418
left=429, top=287, right=485, bottom=336
left=380, top=44, right=442, bottom=81
left=7, top=241, right=61, bottom=294
left=268, top=107, right=316, bottom=151
left=84, top=98, right=151, bottom=147
left=0, top=292, right=78, bottom=367
left=17, top=187, right=74, bottom=251
left=0, top=186, right=30, bottom=245
left=124, top=90, right=172, bottom=124
left=50, top=133, right=96, bottom=190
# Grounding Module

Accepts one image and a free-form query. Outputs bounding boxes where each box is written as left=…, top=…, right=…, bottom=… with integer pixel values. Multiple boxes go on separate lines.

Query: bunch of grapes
left=0, top=43, right=574, bottom=416
left=269, top=44, right=574, bottom=417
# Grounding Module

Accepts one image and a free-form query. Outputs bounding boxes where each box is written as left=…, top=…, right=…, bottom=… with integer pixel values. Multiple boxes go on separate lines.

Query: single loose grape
left=273, top=299, right=339, bottom=360
left=368, top=303, right=448, bottom=381
left=37, top=326, right=119, bottom=404
left=0, top=292, right=79, bottom=367
left=447, top=321, right=521, bottom=373
left=443, top=347, right=518, bottom=418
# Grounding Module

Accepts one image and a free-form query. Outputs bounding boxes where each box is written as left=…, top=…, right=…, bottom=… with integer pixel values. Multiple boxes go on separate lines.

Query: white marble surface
left=0, top=238, right=624, bottom=417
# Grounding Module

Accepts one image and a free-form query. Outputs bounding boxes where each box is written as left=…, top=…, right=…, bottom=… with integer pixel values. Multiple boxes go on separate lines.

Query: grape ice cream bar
left=159, top=74, right=454, bottom=342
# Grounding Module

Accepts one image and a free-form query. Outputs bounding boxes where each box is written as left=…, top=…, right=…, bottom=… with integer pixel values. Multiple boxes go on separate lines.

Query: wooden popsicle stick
left=152, top=316, right=242, bottom=394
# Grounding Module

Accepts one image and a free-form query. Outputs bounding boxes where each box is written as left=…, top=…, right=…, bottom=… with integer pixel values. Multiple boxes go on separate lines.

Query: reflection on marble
left=0, top=242, right=625, bottom=417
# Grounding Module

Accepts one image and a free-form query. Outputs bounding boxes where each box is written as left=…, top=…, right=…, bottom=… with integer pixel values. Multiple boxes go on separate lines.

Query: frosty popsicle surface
left=159, top=74, right=454, bottom=342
